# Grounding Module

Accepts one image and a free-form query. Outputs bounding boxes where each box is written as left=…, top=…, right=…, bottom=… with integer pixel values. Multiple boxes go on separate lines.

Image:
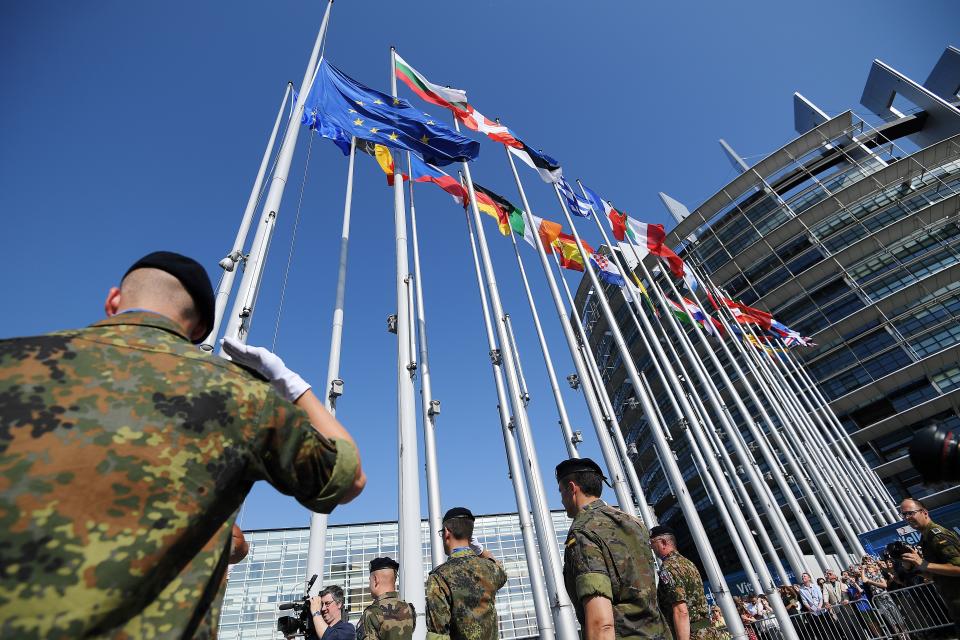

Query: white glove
left=221, top=336, right=311, bottom=402
left=469, top=536, right=485, bottom=556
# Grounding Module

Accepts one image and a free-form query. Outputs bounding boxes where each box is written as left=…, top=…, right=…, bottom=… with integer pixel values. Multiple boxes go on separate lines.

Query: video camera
left=882, top=540, right=913, bottom=561
left=277, top=574, right=318, bottom=638
left=909, top=423, right=959, bottom=483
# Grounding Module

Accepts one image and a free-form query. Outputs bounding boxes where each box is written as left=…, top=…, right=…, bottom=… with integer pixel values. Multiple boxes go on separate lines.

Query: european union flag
left=302, top=60, right=480, bottom=166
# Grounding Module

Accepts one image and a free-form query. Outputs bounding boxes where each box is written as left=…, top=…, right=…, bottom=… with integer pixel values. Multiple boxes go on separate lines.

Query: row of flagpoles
left=205, top=5, right=901, bottom=640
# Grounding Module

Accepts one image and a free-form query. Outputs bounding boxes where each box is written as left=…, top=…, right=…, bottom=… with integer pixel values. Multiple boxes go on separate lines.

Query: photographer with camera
left=308, top=585, right=355, bottom=640
left=899, top=498, right=960, bottom=630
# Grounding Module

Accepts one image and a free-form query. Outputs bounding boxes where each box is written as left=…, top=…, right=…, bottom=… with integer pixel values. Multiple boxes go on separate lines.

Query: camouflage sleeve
left=657, top=564, right=686, bottom=606
left=256, top=394, right=360, bottom=514
left=489, top=558, right=508, bottom=591
left=425, top=573, right=452, bottom=640
left=568, top=530, right=613, bottom=603
left=357, top=606, right=380, bottom=640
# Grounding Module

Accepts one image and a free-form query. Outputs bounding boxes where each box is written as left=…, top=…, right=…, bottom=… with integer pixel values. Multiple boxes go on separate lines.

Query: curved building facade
left=576, top=46, right=960, bottom=574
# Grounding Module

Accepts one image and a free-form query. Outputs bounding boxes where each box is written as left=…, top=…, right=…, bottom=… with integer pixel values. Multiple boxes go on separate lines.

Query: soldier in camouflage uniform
left=556, top=457, right=671, bottom=639
left=651, top=526, right=729, bottom=640
left=357, top=557, right=416, bottom=640
left=425, top=507, right=507, bottom=640
left=900, top=498, right=960, bottom=631
left=0, top=251, right=365, bottom=639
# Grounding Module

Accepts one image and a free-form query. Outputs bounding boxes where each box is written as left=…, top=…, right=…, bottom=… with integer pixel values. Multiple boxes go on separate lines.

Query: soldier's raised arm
left=222, top=336, right=366, bottom=505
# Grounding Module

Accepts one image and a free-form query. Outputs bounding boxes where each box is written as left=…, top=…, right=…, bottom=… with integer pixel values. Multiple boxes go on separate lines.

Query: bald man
left=0, top=251, right=365, bottom=640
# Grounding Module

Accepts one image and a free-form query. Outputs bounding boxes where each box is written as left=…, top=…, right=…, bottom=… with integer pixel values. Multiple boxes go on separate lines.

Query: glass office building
left=575, top=46, right=960, bottom=571
left=217, top=510, right=570, bottom=639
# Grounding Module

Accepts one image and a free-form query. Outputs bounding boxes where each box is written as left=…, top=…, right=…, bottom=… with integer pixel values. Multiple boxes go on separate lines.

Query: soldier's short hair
left=320, top=585, right=345, bottom=608
left=443, top=516, right=474, bottom=540
left=903, top=497, right=928, bottom=510
left=564, top=470, right=603, bottom=498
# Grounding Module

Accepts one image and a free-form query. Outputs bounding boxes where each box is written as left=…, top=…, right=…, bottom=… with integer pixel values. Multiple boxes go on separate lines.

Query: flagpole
left=563, top=247, right=775, bottom=594
left=552, top=186, right=748, bottom=640
left=693, top=265, right=875, bottom=541
left=575, top=185, right=801, bottom=575
left=680, top=406, right=763, bottom=595
left=203, top=81, right=293, bottom=350
left=685, top=271, right=870, bottom=544
left=700, top=279, right=867, bottom=557
left=221, top=0, right=333, bottom=345
left=611, top=232, right=794, bottom=586
left=578, top=195, right=795, bottom=607
left=642, top=262, right=821, bottom=576
left=549, top=250, right=653, bottom=524
left=461, top=206, right=557, bottom=639
left=406, top=152, right=444, bottom=568
left=389, top=48, right=426, bottom=637
left=641, top=269, right=794, bottom=588
left=503, top=314, right=530, bottom=403
left=300, top=135, right=359, bottom=593
left=763, top=345, right=886, bottom=525
left=505, top=227, right=580, bottom=458
left=738, top=320, right=872, bottom=545
left=733, top=317, right=874, bottom=538
left=456, top=151, right=580, bottom=640
left=782, top=349, right=898, bottom=522
left=765, top=339, right=894, bottom=527
left=501, top=149, right=644, bottom=522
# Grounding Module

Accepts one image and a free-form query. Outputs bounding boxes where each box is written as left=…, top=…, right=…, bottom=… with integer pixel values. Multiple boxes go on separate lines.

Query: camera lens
left=909, top=424, right=960, bottom=483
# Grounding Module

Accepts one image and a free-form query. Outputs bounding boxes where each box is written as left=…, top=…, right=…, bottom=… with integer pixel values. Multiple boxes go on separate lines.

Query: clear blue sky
left=2, top=1, right=957, bottom=530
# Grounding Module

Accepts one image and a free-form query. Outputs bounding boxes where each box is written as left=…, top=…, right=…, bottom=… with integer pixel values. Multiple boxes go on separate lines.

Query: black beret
left=555, top=457, right=606, bottom=481
left=649, top=525, right=675, bottom=539
left=442, top=507, right=475, bottom=522
left=124, top=251, right=215, bottom=344
left=369, top=557, right=399, bottom=573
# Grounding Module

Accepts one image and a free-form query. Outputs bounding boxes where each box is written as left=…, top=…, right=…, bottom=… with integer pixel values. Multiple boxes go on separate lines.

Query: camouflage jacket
left=0, top=312, right=360, bottom=639
left=357, top=591, right=416, bottom=640
left=562, top=500, right=670, bottom=639
left=919, top=520, right=960, bottom=620
left=425, top=548, right=507, bottom=640
left=657, top=551, right=727, bottom=640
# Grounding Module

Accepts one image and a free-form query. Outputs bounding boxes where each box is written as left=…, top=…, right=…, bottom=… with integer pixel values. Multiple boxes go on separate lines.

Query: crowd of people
left=718, top=555, right=942, bottom=640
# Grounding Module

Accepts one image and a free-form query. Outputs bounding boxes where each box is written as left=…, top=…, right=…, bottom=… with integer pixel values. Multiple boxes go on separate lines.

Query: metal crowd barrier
left=731, top=583, right=955, bottom=640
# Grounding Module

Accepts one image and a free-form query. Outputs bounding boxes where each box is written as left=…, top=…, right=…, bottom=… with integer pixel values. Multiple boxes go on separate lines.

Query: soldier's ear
left=105, top=287, right=122, bottom=317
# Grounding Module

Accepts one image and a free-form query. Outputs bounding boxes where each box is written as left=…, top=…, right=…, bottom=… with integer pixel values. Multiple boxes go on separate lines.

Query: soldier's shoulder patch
left=658, top=568, right=674, bottom=586
left=566, top=534, right=577, bottom=547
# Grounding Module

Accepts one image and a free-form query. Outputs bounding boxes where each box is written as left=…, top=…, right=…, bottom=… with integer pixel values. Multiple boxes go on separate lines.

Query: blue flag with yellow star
left=302, top=60, right=480, bottom=166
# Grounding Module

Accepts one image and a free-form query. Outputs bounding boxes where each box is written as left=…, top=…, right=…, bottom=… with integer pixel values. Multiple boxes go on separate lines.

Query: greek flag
left=557, top=177, right=594, bottom=217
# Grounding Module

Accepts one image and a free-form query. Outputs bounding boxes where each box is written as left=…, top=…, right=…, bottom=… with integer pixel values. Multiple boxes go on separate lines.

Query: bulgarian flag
left=552, top=233, right=594, bottom=272
left=394, top=52, right=521, bottom=148
left=514, top=211, right=563, bottom=252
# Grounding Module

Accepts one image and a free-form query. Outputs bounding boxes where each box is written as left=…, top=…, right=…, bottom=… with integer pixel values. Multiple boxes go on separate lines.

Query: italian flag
left=394, top=52, right=520, bottom=148
left=605, top=205, right=686, bottom=279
